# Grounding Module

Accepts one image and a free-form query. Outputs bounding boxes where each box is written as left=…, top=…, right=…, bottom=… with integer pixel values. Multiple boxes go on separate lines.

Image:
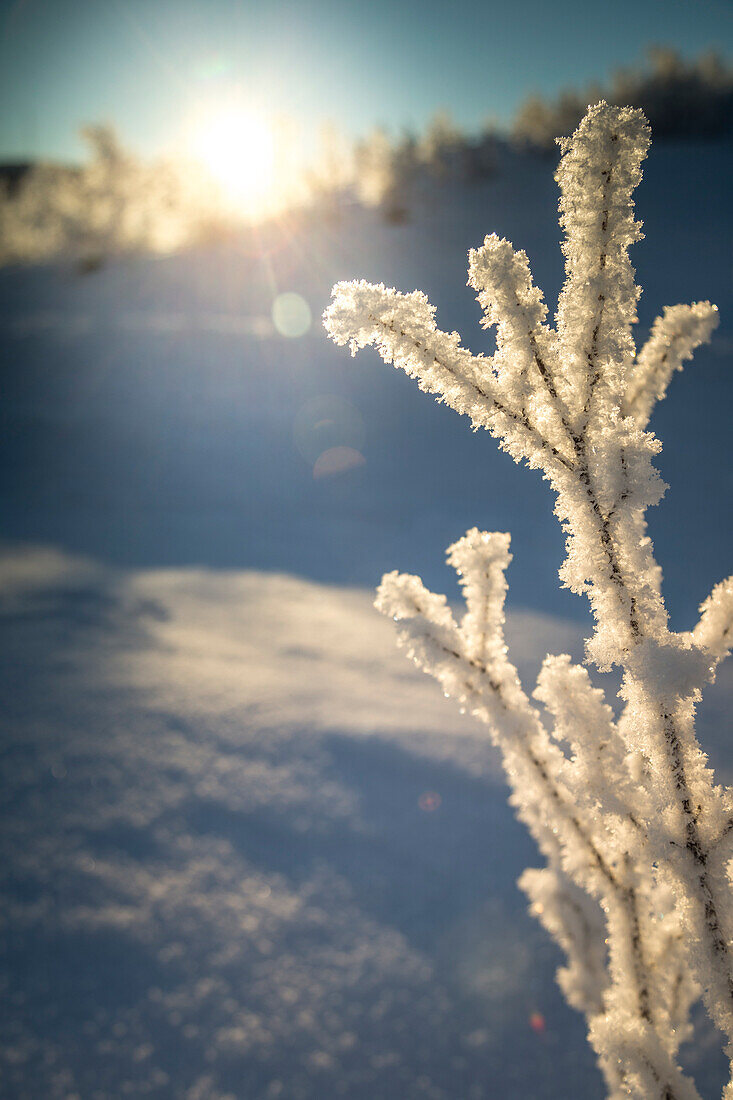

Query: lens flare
left=418, top=791, right=441, bottom=812
left=272, top=293, right=311, bottom=338
left=312, top=447, right=365, bottom=479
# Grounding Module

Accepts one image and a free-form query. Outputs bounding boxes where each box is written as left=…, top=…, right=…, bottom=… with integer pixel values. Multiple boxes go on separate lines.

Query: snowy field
left=0, top=138, right=731, bottom=1097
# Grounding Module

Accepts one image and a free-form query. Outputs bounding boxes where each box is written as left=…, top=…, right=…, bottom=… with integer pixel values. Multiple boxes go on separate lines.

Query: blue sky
left=1, top=0, right=731, bottom=161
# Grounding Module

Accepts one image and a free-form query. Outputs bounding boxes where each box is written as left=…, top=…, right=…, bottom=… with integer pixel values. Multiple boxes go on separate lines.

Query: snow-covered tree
left=324, top=102, right=732, bottom=1099
left=305, top=123, right=355, bottom=217
left=353, top=127, right=418, bottom=221
left=418, top=110, right=465, bottom=179
left=0, top=125, right=218, bottom=268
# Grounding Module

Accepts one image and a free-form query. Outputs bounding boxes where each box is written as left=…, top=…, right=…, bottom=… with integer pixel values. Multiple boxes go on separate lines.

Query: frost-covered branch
left=555, top=104, right=649, bottom=427
left=624, top=303, right=719, bottom=428
left=324, top=102, right=730, bottom=1098
left=325, top=280, right=576, bottom=473
left=519, top=867, right=609, bottom=1018
left=694, top=577, right=733, bottom=661
left=376, top=533, right=700, bottom=1098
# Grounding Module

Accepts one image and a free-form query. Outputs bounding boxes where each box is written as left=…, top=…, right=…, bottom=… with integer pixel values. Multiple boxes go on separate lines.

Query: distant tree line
left=322, top=48, right=733, bottom=221
left=1, top=48, right=730, bottom=261
left=513, top=48, right=733, bottom=150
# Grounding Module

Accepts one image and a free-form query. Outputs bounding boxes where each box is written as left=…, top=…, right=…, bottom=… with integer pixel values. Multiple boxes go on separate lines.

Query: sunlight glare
left=192, top=107, right=275, bottom=214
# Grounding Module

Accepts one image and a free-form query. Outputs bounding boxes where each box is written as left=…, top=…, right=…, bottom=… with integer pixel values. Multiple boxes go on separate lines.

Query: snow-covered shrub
left=325, top=102, right=732, bottom=1099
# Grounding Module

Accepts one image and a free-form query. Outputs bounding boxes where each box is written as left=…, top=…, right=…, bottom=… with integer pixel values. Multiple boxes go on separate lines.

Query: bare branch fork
left=324, top=103, right=731, bottom=1099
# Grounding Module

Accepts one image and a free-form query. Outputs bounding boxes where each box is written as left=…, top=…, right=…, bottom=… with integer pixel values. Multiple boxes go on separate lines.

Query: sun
left=191, top=107, right=276, bottom=215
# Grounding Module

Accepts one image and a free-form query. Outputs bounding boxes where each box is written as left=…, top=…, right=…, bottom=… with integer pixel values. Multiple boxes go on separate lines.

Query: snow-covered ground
left=0, top=139, right=731, bottom=1097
